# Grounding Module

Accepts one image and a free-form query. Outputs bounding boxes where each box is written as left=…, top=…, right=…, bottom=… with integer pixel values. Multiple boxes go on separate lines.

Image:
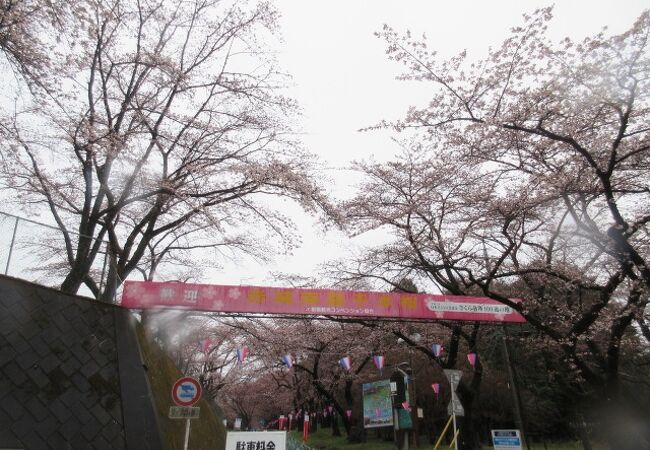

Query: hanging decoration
left=373, top=355, right=385, bottom=375
left=339, top=356, right=352, bottom=372
left=236, top=346, right=249, bottom=364
left=281, top=354, right=293, bottom=368
left=431, top=383, right=440, bottom=397
left=401, top=401, right=411, bottom=412
left=467, top=352, right=477, bottom=367
left=431, top=343, right=443, bottom=358
left=328, top=405, right=333, bottom=414
left=199, top=338, right=212, bottom=354
left=346, top=410, right=352, bottom=419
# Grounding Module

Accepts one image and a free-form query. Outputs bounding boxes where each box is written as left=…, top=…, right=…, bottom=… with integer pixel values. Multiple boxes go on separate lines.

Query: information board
left=362, top=379, right=394, bottom=428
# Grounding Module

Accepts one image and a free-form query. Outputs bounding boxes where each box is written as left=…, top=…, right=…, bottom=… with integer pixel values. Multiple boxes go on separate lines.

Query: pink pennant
left=467, top=352, right=477, bottom=367
left=199, top=338, right=212, bottom=353
left=401, top=401, right=411, bottom=411
left=431, top=383, right=440, bottom=395
left=346, top=410, right=352, bottom=418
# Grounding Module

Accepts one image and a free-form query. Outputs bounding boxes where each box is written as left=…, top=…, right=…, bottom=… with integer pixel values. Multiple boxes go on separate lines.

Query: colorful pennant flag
left=373, top=355, right=385, bottom=374
left=467, top=352, right=477, bottom=367
left=401, top=401, right=411, bottom=412
left=328, top=405, right=333, bottom=414
left=431, top=343, right=443, bottom=358
left=346, top=410, right=352, bottom=419
left=431, top=383, right=440, bottom=396
left=236, top=346, right=249, bottom=364
left=199, top=338, right=212, bottom=353
left=339, top=356, right=352, bottom=371
left=281, top=354, right=293, bottom=368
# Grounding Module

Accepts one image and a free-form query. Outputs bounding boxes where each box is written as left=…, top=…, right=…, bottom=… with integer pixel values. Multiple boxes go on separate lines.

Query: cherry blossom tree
left=0, top=0, right=81, bottom=86
left=0, top=0, right=334, bottom=301
left=337, top=9, right=650, bottom=448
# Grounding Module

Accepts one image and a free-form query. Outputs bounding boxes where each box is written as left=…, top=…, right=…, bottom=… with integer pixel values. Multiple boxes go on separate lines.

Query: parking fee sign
left=172, top=377, right=202, bottom=406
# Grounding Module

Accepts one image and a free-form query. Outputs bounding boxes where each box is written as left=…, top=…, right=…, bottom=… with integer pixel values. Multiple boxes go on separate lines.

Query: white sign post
left=226, top=431, right=287, bottom=450
left=171, top=377, right=202, bottom=450
left=491, top=430, right=522, bottom=450
left=444, top=369, right=463, bottom=450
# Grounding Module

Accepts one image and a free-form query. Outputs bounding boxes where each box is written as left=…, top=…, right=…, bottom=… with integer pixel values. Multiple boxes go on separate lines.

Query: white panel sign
left=168, top=406, right=200, bottom=419
left=491, top=429, right=522, bottom=450
left=226, top=431, right=287, bottom=450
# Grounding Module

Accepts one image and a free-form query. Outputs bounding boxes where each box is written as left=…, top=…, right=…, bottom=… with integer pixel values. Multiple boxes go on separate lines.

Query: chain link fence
left=0, top=210, right=110, bottom=300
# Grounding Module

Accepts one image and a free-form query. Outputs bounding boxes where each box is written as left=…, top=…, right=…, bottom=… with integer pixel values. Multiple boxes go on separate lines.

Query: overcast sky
left=199, top=1, right=650, bottom=287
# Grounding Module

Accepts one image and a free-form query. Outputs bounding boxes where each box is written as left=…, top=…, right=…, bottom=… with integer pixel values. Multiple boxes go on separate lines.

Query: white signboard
left=447, top=399, right=464, bottom=416
left=443, top=369, right=464, bottom=417
left=226, top=431, right=287, bottom=450
left=491, top=430, right=522, bottom=450
left=169, top=406, right=200, bottom=419
left=443, top=369, right=462, bottom=388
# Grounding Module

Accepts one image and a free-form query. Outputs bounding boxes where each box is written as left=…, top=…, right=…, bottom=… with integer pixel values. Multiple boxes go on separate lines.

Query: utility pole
left=502, top=325, right=530, bottom=450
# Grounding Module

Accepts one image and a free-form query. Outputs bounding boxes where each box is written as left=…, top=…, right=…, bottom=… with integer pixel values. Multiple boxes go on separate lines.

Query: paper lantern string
left=281, top=354, right=293, bottom=368
left=373, top=355, right=385, bottom=375
left=236, top=346, right=249, bottom=364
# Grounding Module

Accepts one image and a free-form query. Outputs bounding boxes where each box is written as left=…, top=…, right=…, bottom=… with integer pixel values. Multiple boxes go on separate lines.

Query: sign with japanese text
left=169, top=406, right=200, bottom=419
left=225, top=431, right=286, bottom=450
left=121, top=281, right=526, bottom=323
left=491, top=430, right=522, bottom=450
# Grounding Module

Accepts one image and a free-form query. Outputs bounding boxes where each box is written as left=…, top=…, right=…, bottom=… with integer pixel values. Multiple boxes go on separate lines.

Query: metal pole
left=502, top=324, right=530, bottom=450
left=5, top=217, right=19, bottom=275
left=98, top=242, right=108, bottom=301
left=451, top=413, right=458, bottom=450
left=183, top=418, right=191, bottom=450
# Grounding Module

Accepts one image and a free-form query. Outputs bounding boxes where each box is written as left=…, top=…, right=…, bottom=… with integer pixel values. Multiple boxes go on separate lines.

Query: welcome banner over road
left=121, top=281, right=526, bottom=323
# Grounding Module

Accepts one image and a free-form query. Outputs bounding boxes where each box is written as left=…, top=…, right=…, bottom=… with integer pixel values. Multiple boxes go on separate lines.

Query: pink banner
left=120, top=281, right=526, bottom=323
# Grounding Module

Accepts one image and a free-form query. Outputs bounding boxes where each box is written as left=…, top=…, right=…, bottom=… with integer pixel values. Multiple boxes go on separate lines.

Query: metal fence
left=0, top=210, right=109, bottom=300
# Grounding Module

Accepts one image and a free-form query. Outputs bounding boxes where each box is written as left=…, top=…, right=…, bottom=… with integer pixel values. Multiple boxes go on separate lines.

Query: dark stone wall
left=0, top=276, right=161, bottom=449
